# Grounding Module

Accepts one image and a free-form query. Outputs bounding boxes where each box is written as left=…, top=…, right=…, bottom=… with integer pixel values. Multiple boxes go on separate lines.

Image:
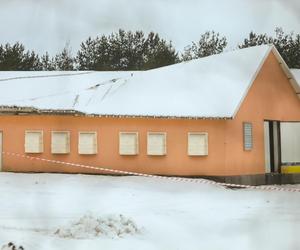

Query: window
left=147, top=132, right=166, bottom=156
left=25, top=131, right=43, bottom=153
left=119, top=132, right=138, bottom=155
left=188, top=132, right=208, bottom=156
left=78, top=132, right=97, bottom=154
left=243, top=122, right=253, bottom=150
left=51, top=131, right=70, bottom=154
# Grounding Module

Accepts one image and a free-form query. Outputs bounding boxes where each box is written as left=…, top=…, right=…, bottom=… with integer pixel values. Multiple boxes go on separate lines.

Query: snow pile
left=54, top=214, right=140, bottom=239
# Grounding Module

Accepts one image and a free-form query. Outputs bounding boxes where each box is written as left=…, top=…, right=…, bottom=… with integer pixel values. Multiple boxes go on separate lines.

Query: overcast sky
left=0, top=0, right=299, bottom=55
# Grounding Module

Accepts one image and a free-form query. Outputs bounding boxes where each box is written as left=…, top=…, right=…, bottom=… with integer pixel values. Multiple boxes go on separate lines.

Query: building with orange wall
left=0, top=45, right=300, bottom=184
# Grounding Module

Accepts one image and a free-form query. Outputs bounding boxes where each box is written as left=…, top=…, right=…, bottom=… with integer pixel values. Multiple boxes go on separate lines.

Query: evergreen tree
left=181, top=31, right=227, bottom=61
left=107, top=30, right=146, bottom=70
left=1, top=28, right=299, bottom=71
left=143, top=32, right=179, bottom=69
left=239, top=28, right=300, bottom=68
left=76, top=29, right=178, bottom=70
left=0, top=42, right=41, bottom=70
left=54, top=43, right=75, bottom=70
left=40, top=52, right=55, bottom=70
left=273, top=28, right=300, bottom=69
left=238, top=31, right=273, bottom=48
left=77, top=36, right=102, bottom=70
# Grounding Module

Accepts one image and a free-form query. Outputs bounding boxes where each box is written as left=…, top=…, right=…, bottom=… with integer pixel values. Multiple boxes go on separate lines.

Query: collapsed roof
left=0, top=45, right=298, bottom=119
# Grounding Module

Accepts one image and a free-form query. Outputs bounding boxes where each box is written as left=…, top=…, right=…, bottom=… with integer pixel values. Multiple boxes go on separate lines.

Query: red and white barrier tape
left=2, top=151, right=300, bottom=193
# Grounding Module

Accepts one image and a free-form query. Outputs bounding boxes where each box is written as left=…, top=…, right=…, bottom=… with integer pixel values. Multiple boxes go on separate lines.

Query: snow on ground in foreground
left=0, top=173, right=300, bottom=250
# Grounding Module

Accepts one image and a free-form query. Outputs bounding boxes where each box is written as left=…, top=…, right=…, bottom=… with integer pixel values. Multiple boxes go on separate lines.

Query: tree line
left=0, top=27, right=299, bottom=71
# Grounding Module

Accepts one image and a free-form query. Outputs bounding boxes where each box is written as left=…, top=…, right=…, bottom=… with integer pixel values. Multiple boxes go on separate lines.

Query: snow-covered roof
left=0, top=45, right=299, bottom=119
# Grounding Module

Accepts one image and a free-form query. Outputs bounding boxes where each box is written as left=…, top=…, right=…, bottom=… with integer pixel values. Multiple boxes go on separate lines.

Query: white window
left=51, top=131, right=70, bottom=154
left=119, top=132, right=138, bottom=155
left=147, top=132, right=166, bottom=155
left=25, top=130, right=43, bottom=153
left=188, top=132, right=208, bottom=156
left=243, top=122, right=253, bottom=151
left=78, top=132, right=97, bottom=155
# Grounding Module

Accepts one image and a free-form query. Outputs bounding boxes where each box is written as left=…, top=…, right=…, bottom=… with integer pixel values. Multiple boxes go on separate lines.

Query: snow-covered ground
left=0, top=173, right=299, bottom=250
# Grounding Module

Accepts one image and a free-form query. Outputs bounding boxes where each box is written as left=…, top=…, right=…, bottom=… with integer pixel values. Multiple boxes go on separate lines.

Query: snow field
left=0, top=173, right=299, bottom=250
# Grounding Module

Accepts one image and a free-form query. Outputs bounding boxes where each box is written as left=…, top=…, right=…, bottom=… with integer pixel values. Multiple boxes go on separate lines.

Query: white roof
left=0, top=45, right=298, bottom=119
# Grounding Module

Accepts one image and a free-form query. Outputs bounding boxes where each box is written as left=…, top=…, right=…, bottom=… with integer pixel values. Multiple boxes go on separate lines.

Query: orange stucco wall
left=224, top=52, right=300, bottom=175
left=0, top=52, right=300, bottom=176
left=0, top=115, right=227, bottom=175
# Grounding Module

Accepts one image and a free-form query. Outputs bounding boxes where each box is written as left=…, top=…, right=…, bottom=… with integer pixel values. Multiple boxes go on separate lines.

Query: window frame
left=188, top=132, right=208, bottom=156
left=51, top=131, right=70, bottom=154
left=119, top=132, right=139, bottom=155
left=24, top=130, right=44, bottom=154
left=78, top=131, right=98, bottom=155
left=147, top=132, right=167, bottom=156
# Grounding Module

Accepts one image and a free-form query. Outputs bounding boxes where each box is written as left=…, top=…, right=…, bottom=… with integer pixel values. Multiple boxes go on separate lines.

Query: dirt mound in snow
left=54, top=214, right=140, bottom=239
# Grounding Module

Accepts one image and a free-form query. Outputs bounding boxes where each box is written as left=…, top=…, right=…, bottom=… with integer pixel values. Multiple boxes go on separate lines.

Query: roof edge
left=231, top=45, right=300, bottom=119
left=271, top=48, right=300, bottom=94
left=231, top=45, right=273, bottom=118
left=0, top=105, right=232, bottom=120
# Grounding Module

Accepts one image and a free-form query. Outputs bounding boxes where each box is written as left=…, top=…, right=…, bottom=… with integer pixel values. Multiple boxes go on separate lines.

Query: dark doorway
left=264, top=121, right=281, bottom=173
